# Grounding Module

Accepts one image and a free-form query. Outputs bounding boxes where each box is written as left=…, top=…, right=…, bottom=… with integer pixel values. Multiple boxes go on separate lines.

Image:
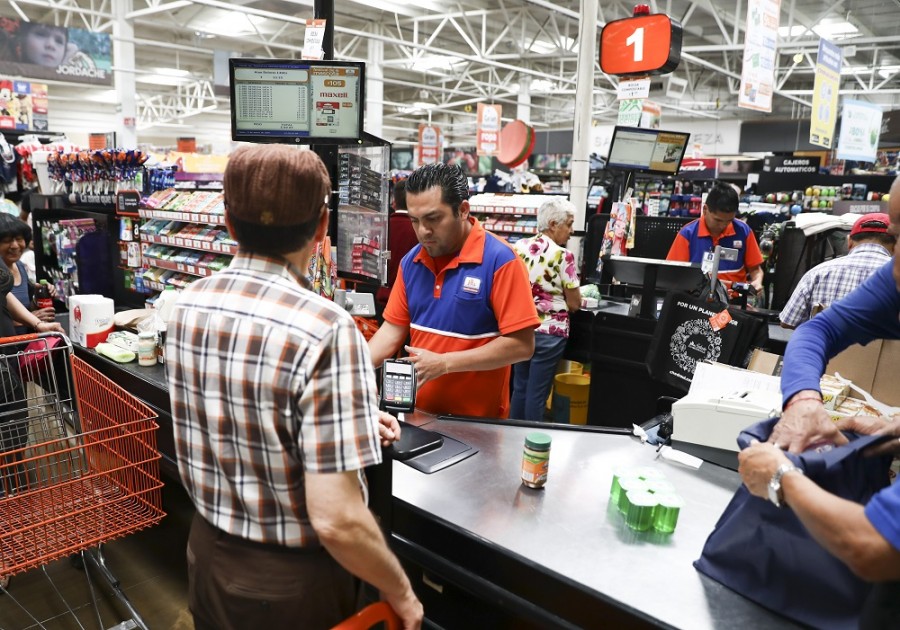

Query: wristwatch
left=767, top=463, right=804, bottom=508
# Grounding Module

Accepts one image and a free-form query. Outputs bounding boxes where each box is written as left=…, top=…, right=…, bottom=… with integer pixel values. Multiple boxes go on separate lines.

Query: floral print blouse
left=513, top=233, right=580, bottom=337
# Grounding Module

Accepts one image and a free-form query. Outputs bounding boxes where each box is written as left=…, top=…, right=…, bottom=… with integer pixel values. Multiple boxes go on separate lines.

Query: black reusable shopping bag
left=694, top=417, right=893, bottom=630
left=645, top=291, right=765, bottom=391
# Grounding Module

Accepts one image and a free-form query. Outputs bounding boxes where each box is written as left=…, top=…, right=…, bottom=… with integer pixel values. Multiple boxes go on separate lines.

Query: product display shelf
left=142, top=232, right=237, bottom=255
left=142, top=255, right=218, bottom=278
left=336, top=143, right=390, bottom=283
left=469, top=193, right=543, bottom=242
left=138, top=189, right=231, bottom=293
left=138, top=207, right=226, bottom=226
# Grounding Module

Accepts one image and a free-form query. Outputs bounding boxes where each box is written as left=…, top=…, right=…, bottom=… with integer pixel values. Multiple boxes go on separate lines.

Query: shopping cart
left=0, top=332, right=165, bottom=630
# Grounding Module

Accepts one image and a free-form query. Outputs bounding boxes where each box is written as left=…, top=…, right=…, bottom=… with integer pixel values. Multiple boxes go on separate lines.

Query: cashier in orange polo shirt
left=666, top=181, right=764, bottom=294
left=368, top=163, right=539, bottom=419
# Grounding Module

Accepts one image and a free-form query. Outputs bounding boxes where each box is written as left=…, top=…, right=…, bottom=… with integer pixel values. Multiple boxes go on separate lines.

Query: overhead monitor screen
left=230, top=58, right=365, bottom=143
left=605, top=126, right=691, bottom=175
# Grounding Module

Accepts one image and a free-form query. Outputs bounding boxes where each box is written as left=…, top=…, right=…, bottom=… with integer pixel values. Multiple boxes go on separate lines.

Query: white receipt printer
left=671, top=362, right=782, bottom=469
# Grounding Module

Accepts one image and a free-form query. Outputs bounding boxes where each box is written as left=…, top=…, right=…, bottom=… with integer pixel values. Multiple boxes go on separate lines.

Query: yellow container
left=546, top=361, right=584, bottom=410
left=552, top=373, right=591, bottom=425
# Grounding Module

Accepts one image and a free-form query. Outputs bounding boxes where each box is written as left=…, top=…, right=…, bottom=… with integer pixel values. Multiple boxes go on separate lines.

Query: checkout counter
left=59, top=312, right=799, bottom=629
left=566, top=299, right=791, bottom=430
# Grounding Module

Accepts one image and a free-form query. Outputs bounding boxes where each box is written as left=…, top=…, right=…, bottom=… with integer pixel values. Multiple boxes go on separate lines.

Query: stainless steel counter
left=393, top=415, right=798, bottom=629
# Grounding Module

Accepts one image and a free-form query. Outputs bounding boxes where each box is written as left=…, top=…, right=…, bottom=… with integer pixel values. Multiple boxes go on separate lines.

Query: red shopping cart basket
left=0, top=332, right=165, bottom=628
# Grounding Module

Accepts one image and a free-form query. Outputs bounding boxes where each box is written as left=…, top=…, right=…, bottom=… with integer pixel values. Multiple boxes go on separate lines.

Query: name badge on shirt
left=733, top=240, right=743, bottom=249
left=462, top=276, right=482, bottom=294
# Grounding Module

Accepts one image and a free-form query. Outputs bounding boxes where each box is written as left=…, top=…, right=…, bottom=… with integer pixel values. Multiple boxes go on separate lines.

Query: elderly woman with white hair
left=510, top=197, right=581, bottom=421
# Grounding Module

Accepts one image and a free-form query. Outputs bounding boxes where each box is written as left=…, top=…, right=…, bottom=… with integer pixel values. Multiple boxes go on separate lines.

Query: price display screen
left=230, top=59, right=365, bottom=143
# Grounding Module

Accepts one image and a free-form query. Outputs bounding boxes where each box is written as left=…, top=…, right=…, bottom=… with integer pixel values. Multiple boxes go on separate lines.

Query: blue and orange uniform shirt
left=666, top=217, right=763, bottom=288
left=384, top=217, right=539, bottom=418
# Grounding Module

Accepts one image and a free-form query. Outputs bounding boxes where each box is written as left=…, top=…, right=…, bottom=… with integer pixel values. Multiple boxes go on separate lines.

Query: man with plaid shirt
left=779, top=213, right=895, bottom=328
left=167, top=145, right=422, bottom=630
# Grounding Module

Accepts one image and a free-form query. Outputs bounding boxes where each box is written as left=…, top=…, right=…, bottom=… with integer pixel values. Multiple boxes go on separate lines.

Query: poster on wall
left=418, top=124, right=442, bottom=166
left=640, top=101, right=661, bottom=129
left=476, top=103, right=501, bottom=156
left=738, top=0, right=780, bottom=112
left=0, top=79, right=48, bottom=130
left=836, top=99, right=883, bottom=163
left=617, top=99, right=642, bottom=127
left=810, top=39, right=842, bottom=149
left=0, top=18, right=112, bottom=86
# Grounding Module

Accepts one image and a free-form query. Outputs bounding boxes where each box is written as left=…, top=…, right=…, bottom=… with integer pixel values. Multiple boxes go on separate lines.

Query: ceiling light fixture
left=407, top=55, right=465, bottom=74
left=777, top=18, right=859, bottom=40
left=196, top=11, right=266, bottom=37
left=528, top=36, right=575, bottom=54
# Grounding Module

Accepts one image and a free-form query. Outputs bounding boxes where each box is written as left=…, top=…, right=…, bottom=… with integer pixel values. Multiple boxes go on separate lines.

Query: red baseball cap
left=850, top=213, right=890, bottom=237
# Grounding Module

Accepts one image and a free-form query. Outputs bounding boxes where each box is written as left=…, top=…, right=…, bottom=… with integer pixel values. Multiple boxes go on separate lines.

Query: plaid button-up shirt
left=167, top=252, right=382, bottom=548
left=779, top=243, right=891, bottom=328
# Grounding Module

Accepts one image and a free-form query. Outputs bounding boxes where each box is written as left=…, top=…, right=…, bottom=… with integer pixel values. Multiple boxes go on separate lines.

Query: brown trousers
left=187, top=513, right=360, bottom=630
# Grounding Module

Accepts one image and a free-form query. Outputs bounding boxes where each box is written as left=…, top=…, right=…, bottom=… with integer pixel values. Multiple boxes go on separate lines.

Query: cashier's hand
left=377, top=411, right=401, bottom=447
left=404, top=345, right=448, bottom=387
left=769, top=392, right=848, bottom=453
left=836, top=415, right=900, bottom=459
left=32, top=307, right=56, bottom=322
left=738, top=440, right=791, bottom=499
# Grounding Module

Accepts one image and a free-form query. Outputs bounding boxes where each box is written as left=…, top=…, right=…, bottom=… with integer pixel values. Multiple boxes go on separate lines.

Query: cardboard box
left=748, top=342, right=900, bottom=409
left=747, top=349, right=783, bottom=376
left=826, top=340, right=900, bottom=407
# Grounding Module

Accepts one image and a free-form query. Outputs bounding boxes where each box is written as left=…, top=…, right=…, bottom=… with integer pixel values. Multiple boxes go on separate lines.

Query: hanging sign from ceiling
left=476, top=103, right=501, bottom=156
left=599, top=13, right=683, bottom=76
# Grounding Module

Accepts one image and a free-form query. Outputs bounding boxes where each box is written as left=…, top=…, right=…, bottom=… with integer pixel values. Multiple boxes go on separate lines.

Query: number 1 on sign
left=626, top=27, right=644, bottom=62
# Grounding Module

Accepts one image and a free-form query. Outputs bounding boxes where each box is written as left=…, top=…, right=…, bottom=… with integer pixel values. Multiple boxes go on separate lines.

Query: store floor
left=1, top=478, right=195, bottom=630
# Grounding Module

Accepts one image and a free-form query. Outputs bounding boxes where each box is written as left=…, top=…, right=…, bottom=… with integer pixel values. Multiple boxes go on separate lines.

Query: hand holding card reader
left=380, top=359, right=443, bottom=460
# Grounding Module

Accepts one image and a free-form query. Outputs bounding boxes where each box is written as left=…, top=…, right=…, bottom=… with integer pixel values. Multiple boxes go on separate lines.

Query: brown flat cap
left=224, top=144, right=331, bottom=227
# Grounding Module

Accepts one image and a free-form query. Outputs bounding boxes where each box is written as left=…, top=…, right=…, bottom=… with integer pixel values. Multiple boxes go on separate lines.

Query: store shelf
left=144, top=256, right=220, bottom=278
left=483, top=223, right=534, bottom=234
left=139, top=208, right=226, bottom=226
left=472, top=207, right=537, bottom=216
left=143, top=232, right=237, bottom=255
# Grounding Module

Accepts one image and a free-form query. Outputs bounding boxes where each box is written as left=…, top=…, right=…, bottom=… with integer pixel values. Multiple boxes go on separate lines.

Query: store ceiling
left=6, top=0, right=900, bottom=147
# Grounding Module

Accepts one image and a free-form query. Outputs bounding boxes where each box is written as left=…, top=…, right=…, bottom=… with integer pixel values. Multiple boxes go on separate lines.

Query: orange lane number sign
left=599, top=14, right=682, bottom=76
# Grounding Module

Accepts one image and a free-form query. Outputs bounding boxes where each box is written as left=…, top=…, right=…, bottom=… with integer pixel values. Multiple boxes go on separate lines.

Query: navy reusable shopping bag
left=694, top=417, right=893, bottom=630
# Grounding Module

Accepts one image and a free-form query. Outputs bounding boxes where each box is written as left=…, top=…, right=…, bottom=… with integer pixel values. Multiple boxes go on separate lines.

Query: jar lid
left=525, top=432, right=552, bottom=451
left=138, top=331, right=156, bottom=338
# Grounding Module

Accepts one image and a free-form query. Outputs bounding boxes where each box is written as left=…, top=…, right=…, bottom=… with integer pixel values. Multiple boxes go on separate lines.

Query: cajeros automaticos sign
left=599, top=9, right=683, bottom=76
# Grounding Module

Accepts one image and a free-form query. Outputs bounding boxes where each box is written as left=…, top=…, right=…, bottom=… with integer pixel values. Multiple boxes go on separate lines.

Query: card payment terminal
left=380, top=359, right=443, bottom=461
left=380, top=359, right=416, bottom=413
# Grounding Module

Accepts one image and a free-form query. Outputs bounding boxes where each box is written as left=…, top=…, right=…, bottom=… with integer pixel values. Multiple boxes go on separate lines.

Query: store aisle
left=1, top=479, right=195, bottom=630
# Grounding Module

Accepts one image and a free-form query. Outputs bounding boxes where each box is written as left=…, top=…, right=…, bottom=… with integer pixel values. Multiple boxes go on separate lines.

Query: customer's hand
left=32, top=306, right=55, bottom=322
left=769, top=392, right=848, bottom=453
left=35, top=321, right=63, bottom=334
left=377, top=411, right=401, bottom=447
left=738, top=440, right=791, bottom=499
left=834, top=415, right=890, bottom=436
left=404, top=345, right=448, bottom=387
left=381, top=590, right=423, bottom=630
left=838, top=414, right=900, bottom=458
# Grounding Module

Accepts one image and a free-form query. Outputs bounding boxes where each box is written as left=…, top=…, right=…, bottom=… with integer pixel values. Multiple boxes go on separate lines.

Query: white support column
left=367, top=36, right=384, bottom=138
left=570, top=0, right=599, bottom=263
left=113, top=0, right=137, bottom=148
left=517, top=79, right=531, bottom=124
